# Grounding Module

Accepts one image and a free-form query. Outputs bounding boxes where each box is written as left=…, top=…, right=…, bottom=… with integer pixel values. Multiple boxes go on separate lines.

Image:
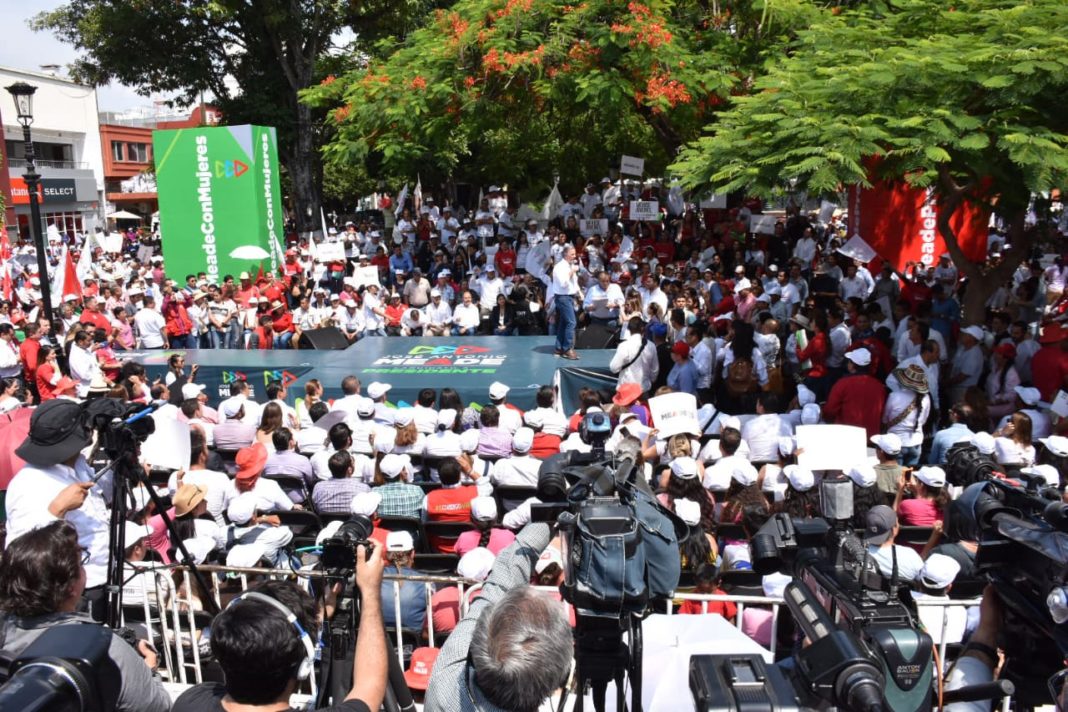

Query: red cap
left=1040, top=323, right=1066, bottom=345
left=992, top=342, right=1017, bottom=360
left=672, top=341, right=691, bottom=359
left=612, top=382, right=643, bottom=407
left=235, top=443, right=268, bottom=482
left=403, top=646, right=440, bottom=691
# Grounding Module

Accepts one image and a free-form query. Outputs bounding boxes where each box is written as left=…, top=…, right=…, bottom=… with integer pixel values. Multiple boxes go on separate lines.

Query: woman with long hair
left=719, top=474, right=769, bottom=525
left=384, top=408, right=425, bottom=456
left=256, top=402, right=284, bottom=451
left=895, top=465, right=951, bottom=526
left=674, top=498, right=719, bottom=573
left=656, top=457, right=715, bottom=530
left=993, top=410, right=1035, bottom=466
left=796, top=309, right=831, bottom=400
left=35, top=346, right=61, bottom=401
left=438, top=388, right=465, bottom=432
left=882, top=364, right=932, bottom=467
left=986, top=343, right=1021, bottom=423
left=846, top=463, right=884, bottom=529
left=453, top=496, right=516, bottom=557
left=567, top=387, right=603, bottom=433
left=720, top=320, right=769, bottom=413
left=296, top=378, right=323, bottom=429
left=781, top=465, right=819, bottom=519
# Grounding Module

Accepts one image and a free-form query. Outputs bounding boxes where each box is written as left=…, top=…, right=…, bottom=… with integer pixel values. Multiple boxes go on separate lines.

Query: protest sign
left=699, top=194, right=728, bottom=209
left=579, top=219, right=609, bottom=237
left=837, top=234, right=878, bottom=264
left=795, top=424, right=867, bottom=471
left=353, top=265, right=381, bottom=288
left=315, top=242, right=345, bottom=262
left=750, top=214, right=778, bottom=235
left=620, top=155, right=645, bottom=176
left=819, top=200, right=837, bottom=225
left=630, top=201, right=660, bottom=221
left=103, top=233, right=124, bottom=253
left=1051, top=390, right=1068, bottom=419
left=143, top=417, right=191, bottom=470
left=648, top=392, right=700, bottom=439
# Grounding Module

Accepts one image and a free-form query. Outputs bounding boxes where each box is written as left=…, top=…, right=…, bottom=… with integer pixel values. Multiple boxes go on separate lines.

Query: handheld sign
left=630, top=201, right=660, bottom=222
left=579, top=219, right=609, bottom=237
left=620, top=155, right=645, bottom=176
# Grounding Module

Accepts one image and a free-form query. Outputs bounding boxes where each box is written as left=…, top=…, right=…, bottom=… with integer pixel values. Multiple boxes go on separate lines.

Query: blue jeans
left=209, top=327, right=228, bottom=349
left=899, top=444, right=921, bottom=467
left=554, top=295, right=576, bottom=352
left=365, top=327, right=386, bottom=337
left=452, top=326, right=477, bottom=336
left=273, top=331, right=294, bottom=349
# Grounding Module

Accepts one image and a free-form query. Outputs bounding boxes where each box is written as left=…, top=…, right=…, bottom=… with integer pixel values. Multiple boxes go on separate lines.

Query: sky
left=0, top=0, right=173, bottom=112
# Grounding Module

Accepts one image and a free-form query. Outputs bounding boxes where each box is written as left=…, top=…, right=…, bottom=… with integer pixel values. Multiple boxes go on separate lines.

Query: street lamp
left=6, top=81, right=58, bottom=339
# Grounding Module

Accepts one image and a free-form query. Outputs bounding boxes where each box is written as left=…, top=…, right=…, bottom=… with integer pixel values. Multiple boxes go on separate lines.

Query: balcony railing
left=6, top=157, right=90, bottom=170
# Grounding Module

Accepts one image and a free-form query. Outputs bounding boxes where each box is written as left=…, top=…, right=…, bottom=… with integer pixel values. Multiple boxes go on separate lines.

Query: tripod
left=573, top=614, right=644, bottom=712
left=98, top=402, right=219, bottom=629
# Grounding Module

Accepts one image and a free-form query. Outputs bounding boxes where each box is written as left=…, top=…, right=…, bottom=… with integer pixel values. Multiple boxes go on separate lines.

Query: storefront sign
left=9, top=178, right=77, bottom=205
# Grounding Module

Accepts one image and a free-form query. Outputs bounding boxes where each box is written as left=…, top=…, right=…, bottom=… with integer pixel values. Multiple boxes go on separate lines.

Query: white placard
left=1051, top=390, right=1068, bottom=419
left=630, top=200, right=660, bottom=222
left=352, top=265, right=381, bottom=288
left=750, top=214, right=778, bottom=235
left=103, top=233, right=124, bottom=253
left=795, top=424, right=867, bottom=471
left=837, top=234, right=878, bottom=264
left=648, top=392, right=700, bottom=439
left=315, top=242, right=346, bottom=262
left=699, top=194, right=728, bottom=210
left=143, top=416, right=191, bottom=470
left=620, top=155, right=645, bottom=176
left=818, top=200, right=837, bottom=225
left=579, top=219, right=609, bottom=237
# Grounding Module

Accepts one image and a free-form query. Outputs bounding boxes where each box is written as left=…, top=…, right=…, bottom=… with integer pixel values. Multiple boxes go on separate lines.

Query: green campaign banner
left=152, top=124, right=283, bottom=282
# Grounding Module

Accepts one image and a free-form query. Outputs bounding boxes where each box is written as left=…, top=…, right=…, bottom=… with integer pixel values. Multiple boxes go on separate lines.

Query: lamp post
left=5, top=81, right=58, bottom=337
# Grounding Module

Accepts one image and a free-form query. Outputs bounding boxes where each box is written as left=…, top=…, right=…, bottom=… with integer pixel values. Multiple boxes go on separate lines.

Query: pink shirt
left=454, top=528, right=516, bottom=557
left=898, top=497, right=941, bottom=526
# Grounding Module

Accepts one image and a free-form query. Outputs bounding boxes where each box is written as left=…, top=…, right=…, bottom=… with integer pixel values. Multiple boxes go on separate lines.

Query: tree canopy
left=304, top=0, right=827, bottom=196
left=672, top=0, right=1068, bottom=317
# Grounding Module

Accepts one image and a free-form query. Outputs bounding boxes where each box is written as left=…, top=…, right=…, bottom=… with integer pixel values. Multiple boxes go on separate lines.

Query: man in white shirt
left=889, top=340, right=942, bottom=411
left=133, top=295, right=167, bottom=348
left=864, top=506, right=925, bottom=581
left=636, top=274, right=669, bottom=315
left=68, top=330, right=102, bottom=398
left=793, top=228, right=818, bottom=271
left=583, top=271, right=625, bottom=326
left=437, top=207, right=460, bottom=240
left=470, top=265, right=506, bottom=316
left=686, top=323, right=716, bottom=401
left=451, top=290, right=481, bottom=335
left=610, top=317, right=658, bottom=393
left=488, top=428, right=541, bottom=488
left=0, top=324, right=22, bottom=378
left=526, top=386, right=570, bottom=438
left=424, top=290, right=453, bottom=336
left=838, top=263, right=870, bottom=301
left=362, top=284, right=386, bottom=336
left=741, top=393, right=794, bottom=464
left=552, top=247, right=580, bottom=359
left=826, top=306, right=852, bottom=372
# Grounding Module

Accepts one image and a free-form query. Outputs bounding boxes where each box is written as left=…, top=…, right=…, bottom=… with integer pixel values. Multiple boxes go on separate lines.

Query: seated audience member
left=425, top=460, right=479, bottom=553
left=895, top=465, right=948, bottom=526
left=863, top=505, right=925, bottom=581
left=264, top=428, right=316, bottom=503
left=475, top=405, right=513, bottom=459
left=0, top=522, right=171, bottom=712
left=313, top=450, right=371, bottom=515
left=911, top=554, right=967, bottom=646
left=375, top=454, right=424, bottom=518
left=488, top=427, right=541, bottom=488
left=454, top=496, right=516, bottom=557
left=525, top=410, right=562, bottom=459
left=172, top=557, right=387, bottom=712
left=678, top=562, right=736, bottom=620
left=429, top=547, right=496, bottom=637
left=870, top=433, right=904, bottom=505
left=169, top=429, right=231, bottom=525
left=213, top=397, right=257, bottom=451
left=295, top=401, right=332, bottom=454
left=312, top=422, right=353, bottom=481
left=927, top=403, right=974, bottom=465
left=224, top=443, right=296, bottom=515
left=225, top=493, right=295, bottom=568
left=381, top=531, right=428, bottom=631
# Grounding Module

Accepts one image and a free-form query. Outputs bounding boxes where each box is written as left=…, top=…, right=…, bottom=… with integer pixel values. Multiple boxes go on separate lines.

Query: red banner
left=847, top=179, right=988, bottom=272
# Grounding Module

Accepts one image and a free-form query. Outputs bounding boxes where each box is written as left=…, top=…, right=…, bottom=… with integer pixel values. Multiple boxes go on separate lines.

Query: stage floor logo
left=364, top=344, right=507, bottom=375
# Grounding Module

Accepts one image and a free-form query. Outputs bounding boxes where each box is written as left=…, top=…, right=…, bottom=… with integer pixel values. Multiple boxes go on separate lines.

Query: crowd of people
left=0, top=180, right=1066, bottom=711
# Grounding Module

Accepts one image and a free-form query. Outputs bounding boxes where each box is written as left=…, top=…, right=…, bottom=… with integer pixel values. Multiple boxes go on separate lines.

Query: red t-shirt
left=425, top=486, right=478, bottom=553
left=495, top=248, right=517, bottom=277
left=235, top=286, right=260, bottom=309
left=898, top=497, right=942, bottom=527
left=79, top=310, right=111, bottom=333
left=678, top=587, right=737, bottom=619
left=20, top=337, right=40, bottom=379
left=1032, top=345, right=1068, bottom=402
left=530, top=433, right=562, bottom=459
left=272, top=312, right=294, bottom=334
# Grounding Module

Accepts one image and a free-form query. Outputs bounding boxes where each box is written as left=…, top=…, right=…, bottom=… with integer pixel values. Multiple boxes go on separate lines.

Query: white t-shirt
left=866, top=544, right=924, bottom=581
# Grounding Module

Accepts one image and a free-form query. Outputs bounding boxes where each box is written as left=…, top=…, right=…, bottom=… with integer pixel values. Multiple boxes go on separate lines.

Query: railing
left=6, top=157, right=90, bottom=170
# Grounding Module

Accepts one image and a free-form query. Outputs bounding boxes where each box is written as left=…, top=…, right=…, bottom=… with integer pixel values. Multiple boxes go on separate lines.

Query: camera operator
left=5, top=400, right=111, bottom=620
left=0, top=521, right=170, bottom=712
left=172, top=541, right=388, bottom=712
left=425, top=522, right=572, bottom=712
left=943, top=586, right=1010, bottom=712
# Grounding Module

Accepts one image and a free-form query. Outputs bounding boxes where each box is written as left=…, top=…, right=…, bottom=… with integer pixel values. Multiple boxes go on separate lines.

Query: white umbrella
left=229, top=245, right=271, bottom=260
left=107, top=210, right=142, bottom=220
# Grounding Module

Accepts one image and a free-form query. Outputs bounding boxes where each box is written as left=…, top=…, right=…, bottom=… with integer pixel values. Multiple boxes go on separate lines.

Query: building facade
left=0, top=66, right=105, bottom=241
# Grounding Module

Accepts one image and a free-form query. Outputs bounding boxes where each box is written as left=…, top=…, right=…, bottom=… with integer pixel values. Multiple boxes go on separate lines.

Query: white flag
left=542, top=180, right=563, bottom=222
left=837, top=234, right=878, bottom=264
left=414, top=175, right=423, bottom=214
left=395, top=183, right=409, bottom=218
left=76, top=234, right=94, bottom=282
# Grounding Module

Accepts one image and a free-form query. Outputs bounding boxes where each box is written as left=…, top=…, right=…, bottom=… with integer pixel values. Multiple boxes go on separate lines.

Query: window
left=125, top=142, right=149, bottom=162
left=111, top=141, right=125, bottom=162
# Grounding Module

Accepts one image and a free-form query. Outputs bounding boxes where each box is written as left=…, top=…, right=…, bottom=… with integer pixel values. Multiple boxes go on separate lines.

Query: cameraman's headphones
left=227, top=592, right=315, bottom=682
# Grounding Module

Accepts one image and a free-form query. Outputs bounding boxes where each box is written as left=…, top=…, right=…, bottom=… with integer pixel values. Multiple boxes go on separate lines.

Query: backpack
left=944, top=443, right=998, bottom=487
left=726, top=357, right=757, bottom=397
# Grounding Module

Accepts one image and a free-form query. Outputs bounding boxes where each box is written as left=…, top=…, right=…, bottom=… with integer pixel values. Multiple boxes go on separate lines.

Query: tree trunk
left=288, top=100, right=321, bottom=234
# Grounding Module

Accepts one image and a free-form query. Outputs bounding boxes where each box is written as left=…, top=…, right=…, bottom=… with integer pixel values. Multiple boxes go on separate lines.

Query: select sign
left=9, top=178, right=78, bottom=205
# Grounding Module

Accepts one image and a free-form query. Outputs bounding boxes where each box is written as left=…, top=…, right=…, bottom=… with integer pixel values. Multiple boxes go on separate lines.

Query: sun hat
left=894, top=364, right=930, bottom=394
left=613, top=382, right=643, bottom=407
left=15, top=399, right=92, bottom=467
left=173, top=484, right=207, bottom=517
left=235, top=443, right=268, bottom=482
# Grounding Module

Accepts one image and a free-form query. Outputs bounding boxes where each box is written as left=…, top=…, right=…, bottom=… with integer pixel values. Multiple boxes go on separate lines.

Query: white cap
left=796, top=385, right=816, bottom=407
left=350, top=491, right=382, bottom=517
left=674, top=498, right=701, bottom=526
left=227, top=493, right=258, bottom=525
left=961, top=325, right=985, bottom=342
left=801, top=403, right=821, bottom=425
left=379, top=453, right=410, bottom=480
left=870, top=433, right=902, bottom=456
left=919, top=553, right=960, bottom=590
left=784, top=464, right=814, bottom=492
left=459, top=428, right=480, bottom=453
left=721, top=416, right=742, bottom=432
left=669, top=457, right=699, bottom=480
left=386, top=530, right=414, bottom=552
left=489, top=381, right=510, bottom=400
left=220, top=397, right=244, bottom=420
left=764, top=282, right=782, bottom=296
left=914, top=466, right=947, bottom=488
left=731, top=460, right=759, bottom=487
left=844, top=348, right=872, bottom=367
left=470, top=496, right=498, bottom=522
left=437, top=409, right=457, bottom=429
left=393, top=408, right=415, bottom=427
left=315, top=520, right=344, bottom=546
left=1014, top=386, right=1041, bottom=406
left=846, top=462, right=877, bottom=488
left=181, top=383, right=206, bottom=400
left=181, top=536, right=215, bottom=565
left=430, top=289, right=442, bottom=298
left=367, top=382, right=392, bottom=400
left=777, top=436, right=796, bottom=458
left=356, top=397, right=375, bottom=417
left=457, top=547, right=496, bottom=581
left=1039, top=436, right=1068, bottom=458
left=488, top=185, right=501, bottom=192
left=227, top=543, right=267, bottom=568
left=512, top=427, right=534, bottom=453
left=971, top=431, right=996, bottom=455
left=1022, top=464, right=1060, bottom=487
left=535, top=547, right=563, bottom=575
left=123, top=521, right=150, bottom=546
left=524, top=410, right=545, bottom=428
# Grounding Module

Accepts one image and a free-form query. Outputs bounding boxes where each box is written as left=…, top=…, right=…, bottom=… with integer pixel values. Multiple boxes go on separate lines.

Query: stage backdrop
left=152, top=124, right=283, bottom=282
left=133, top=336, right=615, bottom=413
left=846, top=179, right=988, bottom=272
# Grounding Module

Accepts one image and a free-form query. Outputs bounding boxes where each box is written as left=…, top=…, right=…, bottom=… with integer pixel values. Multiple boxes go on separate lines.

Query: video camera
left=318, top=515, right=374, bottom=575
left=82, top=398, right=156, bottom=460
left=746, top=476, right=933, bottom=712
left=958, top=476, right=1068, bottom=706
left=0, top=625, right=118, bottom=712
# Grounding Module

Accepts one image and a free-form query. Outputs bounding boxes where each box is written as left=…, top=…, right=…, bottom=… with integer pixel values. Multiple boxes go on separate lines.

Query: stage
left=133, top=336, right=616, bottom=411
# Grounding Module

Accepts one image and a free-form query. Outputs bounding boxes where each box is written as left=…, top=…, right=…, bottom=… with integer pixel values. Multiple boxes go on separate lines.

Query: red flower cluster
left=334, top=105, right=351, bottom=122
left=495, top=0, right=533, bottom=19
left=612, top=2, right=672, bottom=48
left=638, top=71, right=692, bottom=108
left=410, top=76, right=428, bottom=90
left=320, top=75, right=337, bottom=86
left=483, top=48, right=505, bottom=72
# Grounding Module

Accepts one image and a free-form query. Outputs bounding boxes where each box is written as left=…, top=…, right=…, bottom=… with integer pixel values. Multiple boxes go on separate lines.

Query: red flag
left=0, top=225, right=11, bottom=263
left=255, top=263, right=266, bottom=283
left=50, top=246, right=82, bottom=306
left=0, top=263, right=11, bottom=303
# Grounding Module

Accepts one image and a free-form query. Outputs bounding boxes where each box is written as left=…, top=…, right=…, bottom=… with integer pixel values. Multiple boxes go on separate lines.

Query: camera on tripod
left=82, top=398, right=156, bottom=460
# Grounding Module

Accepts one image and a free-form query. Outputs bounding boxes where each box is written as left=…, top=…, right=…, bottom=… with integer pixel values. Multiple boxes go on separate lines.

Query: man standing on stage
left=553, top=246, right=580, bottom=360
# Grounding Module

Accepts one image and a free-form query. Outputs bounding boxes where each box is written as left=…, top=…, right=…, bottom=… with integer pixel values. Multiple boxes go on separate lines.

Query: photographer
left=425, top=522, right=573, bottom=712
left=943, top=586, right=1007, bottom=712
left=0, top=521, right=170, bottom=712
left=173, top=541, right=388, bottom=712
